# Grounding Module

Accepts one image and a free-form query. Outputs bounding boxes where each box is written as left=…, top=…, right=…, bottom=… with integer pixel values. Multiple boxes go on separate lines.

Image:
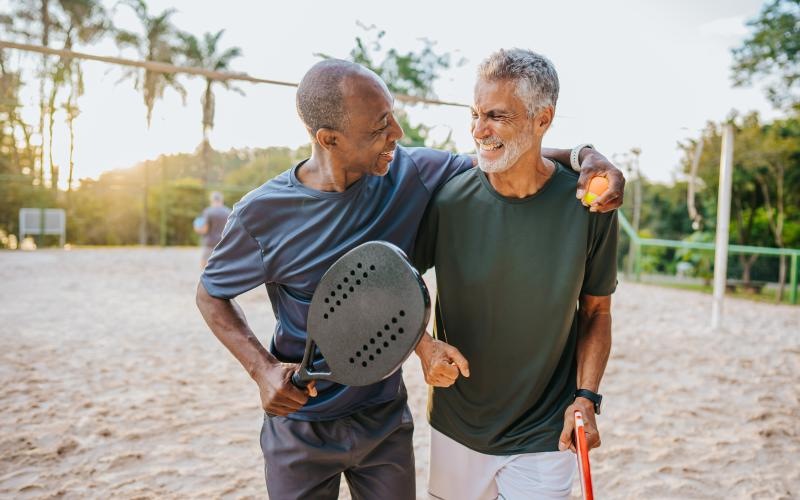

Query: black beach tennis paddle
left=291, top=241, right=431, bottom=388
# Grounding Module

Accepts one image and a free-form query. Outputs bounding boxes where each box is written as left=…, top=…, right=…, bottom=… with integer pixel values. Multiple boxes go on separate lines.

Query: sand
left=0, top=248, right=798, bottom=499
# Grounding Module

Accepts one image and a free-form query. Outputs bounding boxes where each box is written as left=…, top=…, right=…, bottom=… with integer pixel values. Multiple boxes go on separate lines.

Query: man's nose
left=472, top=117, right=491, bottom=140
left=388, top=115, right=404, bottom=142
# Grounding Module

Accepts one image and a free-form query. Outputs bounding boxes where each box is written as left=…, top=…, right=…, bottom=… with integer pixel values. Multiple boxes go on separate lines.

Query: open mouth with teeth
left=478, top=141, right=504, bottom=153
left=379, top=148, right=395, bottom=161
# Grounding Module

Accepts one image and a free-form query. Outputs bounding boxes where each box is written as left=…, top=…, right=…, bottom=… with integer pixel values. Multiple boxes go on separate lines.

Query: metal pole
left=631, top=148, right=642, bottom=237
left=711, top=125, right=734, bottom=330
left=632, top=149, right=642, bottom=282
left=687, top=139, right=704, bottom=230
left=38, top=202, right=45, bottom=248
left=159, top=165, right=167, bottom=247
left=790, top=253, right=798, bottom=305
left=620, top=154, right=637, bottom=278
left=140, top=163, right=149, bottom=245
left=634, top=242, right=642, bottom=282
left=59, top=209, right=65, bottom=247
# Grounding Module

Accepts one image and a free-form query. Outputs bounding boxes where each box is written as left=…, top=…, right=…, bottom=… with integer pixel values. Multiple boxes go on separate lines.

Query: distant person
left=194, top=191, right=231, bottom=268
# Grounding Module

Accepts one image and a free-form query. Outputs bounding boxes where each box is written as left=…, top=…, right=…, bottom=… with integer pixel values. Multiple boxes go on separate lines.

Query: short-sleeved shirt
left=201, top=205, right=232, bottom=248
left=413, top=161, right=618, bottom=455
left=201, top=146, right=473, bottom=421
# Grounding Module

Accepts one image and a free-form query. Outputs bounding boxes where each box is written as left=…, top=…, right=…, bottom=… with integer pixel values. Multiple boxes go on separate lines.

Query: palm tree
left=179, top=30, right=243, bottom=185
left=56, top=0, right=112, bottom=197
left=115, top=0, right=185, bottom=128
left=45, top=0, right=109, bottom=194
left=114, top=0, right=185, bottom=244
left=0, top=51, right=35, bottom=177
left=2, top=1, right=61, bottom=189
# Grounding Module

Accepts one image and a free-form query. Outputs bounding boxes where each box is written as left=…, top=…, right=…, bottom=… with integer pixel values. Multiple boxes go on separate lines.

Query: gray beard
left=477, top=133, right=534, bottom=174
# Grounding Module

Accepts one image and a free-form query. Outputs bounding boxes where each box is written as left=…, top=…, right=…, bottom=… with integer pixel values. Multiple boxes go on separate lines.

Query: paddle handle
left=291, top=338, right=316, bottom=388
left=291, top=370, right=309, bottom=388
left=574, top=410, right=595, bottom=500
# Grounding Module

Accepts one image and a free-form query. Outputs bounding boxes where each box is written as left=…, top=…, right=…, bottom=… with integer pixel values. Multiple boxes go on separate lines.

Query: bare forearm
left=542, top=147, right=570, bottom=166
left=195, top=282, right=277, bottom=379
left=576, top=309, right=612, bottom=392
left=542, top=147, right=600, bottom=166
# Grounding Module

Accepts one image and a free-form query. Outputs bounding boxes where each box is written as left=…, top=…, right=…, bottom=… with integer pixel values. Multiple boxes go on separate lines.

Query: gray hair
left=296, top=59, right=363, bottom=135
left=210, top=191, right=223, bottom=204
left=477, top=49, right=559, bottom=117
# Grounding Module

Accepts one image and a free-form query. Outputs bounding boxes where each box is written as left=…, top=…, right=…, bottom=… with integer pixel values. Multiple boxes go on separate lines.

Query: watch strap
left=570, top=143, right=594, bottom=172
left=574, top=388, right=602, bottom=415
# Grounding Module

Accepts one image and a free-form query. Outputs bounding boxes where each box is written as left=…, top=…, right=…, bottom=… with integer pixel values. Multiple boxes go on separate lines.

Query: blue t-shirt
left=201, top=146, right=472, bottom=420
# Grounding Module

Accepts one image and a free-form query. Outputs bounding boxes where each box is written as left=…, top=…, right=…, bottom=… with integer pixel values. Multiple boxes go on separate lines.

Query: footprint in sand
left=107, top=453, right=144, bottom=469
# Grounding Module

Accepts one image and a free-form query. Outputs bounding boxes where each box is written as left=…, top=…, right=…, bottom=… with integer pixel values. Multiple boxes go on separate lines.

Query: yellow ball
left=583, top=191, right=599, bottom=204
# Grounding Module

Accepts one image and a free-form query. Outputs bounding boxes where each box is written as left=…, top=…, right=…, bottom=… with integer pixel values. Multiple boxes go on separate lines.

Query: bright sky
left=7, top=0, right=782, bottom=184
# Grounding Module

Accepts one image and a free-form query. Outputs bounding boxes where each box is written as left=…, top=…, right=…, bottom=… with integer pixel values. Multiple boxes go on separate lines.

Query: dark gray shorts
left=260, top=387, right=415, bottom=500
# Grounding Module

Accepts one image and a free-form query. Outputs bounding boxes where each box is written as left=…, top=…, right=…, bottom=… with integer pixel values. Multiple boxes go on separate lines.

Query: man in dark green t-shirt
left=413, top=49, right=618, bottom=499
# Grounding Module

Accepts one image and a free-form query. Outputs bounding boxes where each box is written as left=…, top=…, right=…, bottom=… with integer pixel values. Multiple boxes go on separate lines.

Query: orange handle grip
left=574, top=410, right=594, bottom=500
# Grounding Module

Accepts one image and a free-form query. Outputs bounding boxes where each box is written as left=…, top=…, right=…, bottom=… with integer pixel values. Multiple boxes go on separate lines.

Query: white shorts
left=428, top=428, right=576, bottom=500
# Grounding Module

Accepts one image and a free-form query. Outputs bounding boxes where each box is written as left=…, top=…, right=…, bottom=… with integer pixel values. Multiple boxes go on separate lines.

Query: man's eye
left=471, top=114, right=478, bottom=119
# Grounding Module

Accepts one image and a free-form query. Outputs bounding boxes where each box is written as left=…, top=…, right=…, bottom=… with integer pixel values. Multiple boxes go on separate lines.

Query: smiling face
left=331, top=74, right=404, bottom=177
left=471, top=78, right=537, bottom=174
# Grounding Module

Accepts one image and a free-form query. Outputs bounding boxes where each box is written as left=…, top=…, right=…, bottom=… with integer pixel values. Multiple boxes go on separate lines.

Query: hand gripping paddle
left=574, top=410, right=595, bottom=500
left=291, top=241, right=431, bottom=388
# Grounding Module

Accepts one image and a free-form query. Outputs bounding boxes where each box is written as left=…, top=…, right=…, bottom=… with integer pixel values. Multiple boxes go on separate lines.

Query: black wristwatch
left=574, top=389, right=603, bottom=415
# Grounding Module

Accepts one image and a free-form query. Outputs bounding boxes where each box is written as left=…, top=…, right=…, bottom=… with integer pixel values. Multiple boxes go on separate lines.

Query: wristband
left=570, top=143, right=594, bottom=172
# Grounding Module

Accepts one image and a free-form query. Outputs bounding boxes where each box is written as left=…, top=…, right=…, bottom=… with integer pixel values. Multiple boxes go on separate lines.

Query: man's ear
left=535, top=107, right=554, bottom=134
left=315, top=128, right=339, bottom=151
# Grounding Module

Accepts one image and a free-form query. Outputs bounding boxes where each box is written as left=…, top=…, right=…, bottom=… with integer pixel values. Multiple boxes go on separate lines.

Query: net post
left=711, top=125, right=734, bottom=330
left=634, top=242, right=642, bottom=282
left=790, top=253, right=798, bottom=305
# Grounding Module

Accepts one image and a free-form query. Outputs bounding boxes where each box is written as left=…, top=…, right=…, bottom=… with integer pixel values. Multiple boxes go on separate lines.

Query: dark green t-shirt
left=413, top=161, right=618, bottom=455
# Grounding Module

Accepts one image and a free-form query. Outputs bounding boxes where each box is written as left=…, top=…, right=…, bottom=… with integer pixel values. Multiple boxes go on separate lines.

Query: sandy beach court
left=1, top=248, right=798, bottom=499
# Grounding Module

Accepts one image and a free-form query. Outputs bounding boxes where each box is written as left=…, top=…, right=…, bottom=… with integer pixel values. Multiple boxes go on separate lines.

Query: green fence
left=618, top=212, right=800, bottom=305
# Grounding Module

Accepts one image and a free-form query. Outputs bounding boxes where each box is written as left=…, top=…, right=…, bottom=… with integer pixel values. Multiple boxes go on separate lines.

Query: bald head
left=296, top=59, right=385, bottom=137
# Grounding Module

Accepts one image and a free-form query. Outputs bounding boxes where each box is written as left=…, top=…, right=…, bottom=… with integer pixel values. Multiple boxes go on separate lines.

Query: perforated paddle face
left=305, top=241, right=430, bottom=387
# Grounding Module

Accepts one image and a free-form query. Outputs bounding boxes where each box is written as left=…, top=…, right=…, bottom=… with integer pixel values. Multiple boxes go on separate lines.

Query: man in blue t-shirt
left=195, top=59, right=624, bottom=499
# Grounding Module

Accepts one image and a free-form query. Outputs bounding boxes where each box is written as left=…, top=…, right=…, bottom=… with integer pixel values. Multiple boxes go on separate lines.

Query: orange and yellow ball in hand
left=582, top=176, right=609, bottom=205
